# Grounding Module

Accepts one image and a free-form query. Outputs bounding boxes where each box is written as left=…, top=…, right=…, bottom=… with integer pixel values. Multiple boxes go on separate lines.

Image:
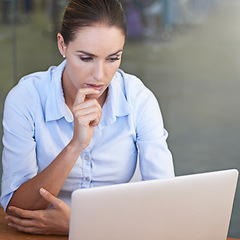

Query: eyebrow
left=76, top=50, right=123, bottom=57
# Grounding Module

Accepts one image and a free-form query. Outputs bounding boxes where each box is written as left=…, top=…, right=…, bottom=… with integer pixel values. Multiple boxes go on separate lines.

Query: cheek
left=107, top=64, right=120, bottom=82
left=112, top=64, right=121, bottom=77
left=109, top=62, right=121, bottom=75
left=70, top=61, right=91, bottom=79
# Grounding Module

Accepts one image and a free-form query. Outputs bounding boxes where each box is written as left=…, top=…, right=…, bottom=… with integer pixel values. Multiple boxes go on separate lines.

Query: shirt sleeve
left=0, top=81, right=38, bottom=211
left=131, top=80, right=175, bottom=180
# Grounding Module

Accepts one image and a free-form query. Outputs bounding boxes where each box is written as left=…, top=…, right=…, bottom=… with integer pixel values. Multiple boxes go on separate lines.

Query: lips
left=86, top=84, right=104, bottom=91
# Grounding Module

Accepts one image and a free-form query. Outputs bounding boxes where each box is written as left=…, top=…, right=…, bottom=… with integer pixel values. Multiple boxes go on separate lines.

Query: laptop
left=69, top=169, right=238, bottom=240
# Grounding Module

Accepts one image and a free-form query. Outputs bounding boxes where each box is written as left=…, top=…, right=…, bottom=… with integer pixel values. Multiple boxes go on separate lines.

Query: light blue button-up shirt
left=1, top=60, right=174, bottom=210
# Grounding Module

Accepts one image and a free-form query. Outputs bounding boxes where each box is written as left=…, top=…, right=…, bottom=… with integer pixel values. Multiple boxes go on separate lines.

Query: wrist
left=67, top=139, right=86, bottom=156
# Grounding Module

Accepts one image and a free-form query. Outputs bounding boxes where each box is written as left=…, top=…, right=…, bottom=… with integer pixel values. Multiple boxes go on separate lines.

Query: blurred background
left=1, top=0, right=240, bottom=237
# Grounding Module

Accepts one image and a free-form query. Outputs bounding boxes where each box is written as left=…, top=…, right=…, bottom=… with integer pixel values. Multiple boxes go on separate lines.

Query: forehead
left=68, top=24, right=125, bottom=55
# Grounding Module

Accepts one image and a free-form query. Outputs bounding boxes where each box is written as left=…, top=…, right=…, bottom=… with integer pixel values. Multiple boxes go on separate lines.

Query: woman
left=1, top=0, right=174, bottom=235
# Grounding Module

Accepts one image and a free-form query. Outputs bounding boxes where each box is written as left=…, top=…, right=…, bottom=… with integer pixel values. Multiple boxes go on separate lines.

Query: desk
left=0, top=207, right=239, bottom=240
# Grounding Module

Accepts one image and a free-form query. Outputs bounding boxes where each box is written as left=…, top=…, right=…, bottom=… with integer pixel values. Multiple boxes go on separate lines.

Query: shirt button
left=84, top=155, right=89, bottom=161
left=85, top=177, right=91, bottom=182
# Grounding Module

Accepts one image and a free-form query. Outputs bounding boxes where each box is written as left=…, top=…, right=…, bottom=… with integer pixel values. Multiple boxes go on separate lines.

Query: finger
left=74, top=106, right=101, bottom=121
left=74, top=88, right=100, bottom=105
left=73, top=102, right=101, bottom=117
left=8, top=222, right=43, bottom=234
left=74, top=112, right=101, bottom=127
left=6, top=215, right=38, bottom=227
left=73, top=98, right=101, bottom=111
left=39, top=188, right=62, bottom=208
left=90, top=119, right=99, bottom=127
left=8, top=206, right=38, bottom=219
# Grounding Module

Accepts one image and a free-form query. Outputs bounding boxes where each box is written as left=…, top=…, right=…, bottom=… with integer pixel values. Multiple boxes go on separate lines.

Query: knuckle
left=23, top=227, right=35, bottom=234
left=13, top=217, right=21, bottom=225
left=15, top=225, right=25, bottom=232
left=57, top=201, right=63, bottom=208
left=38, top=222, right=46, bottom=228
left=36, top=211, right=44, bottom=221
left=72, top=106, right=79, bottom=114
left=15, top=225, right=23, bottom=231
left=74, top=111, right=81, bottom=120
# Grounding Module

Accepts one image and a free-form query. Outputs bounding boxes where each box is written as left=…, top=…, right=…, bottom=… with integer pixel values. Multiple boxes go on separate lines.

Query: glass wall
left=1, top=0, right=240, bottom=237
left=0, top=0, right=66, bottom=168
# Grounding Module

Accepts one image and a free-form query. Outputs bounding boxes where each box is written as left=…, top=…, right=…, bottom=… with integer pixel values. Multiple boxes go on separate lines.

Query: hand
left=71, top=88, right=102, bottom=149
left=6, top=188, right=70, bottom=235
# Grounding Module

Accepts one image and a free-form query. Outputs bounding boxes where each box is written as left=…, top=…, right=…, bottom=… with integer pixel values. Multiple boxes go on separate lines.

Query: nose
left=92, top=61, right=105, bottom=82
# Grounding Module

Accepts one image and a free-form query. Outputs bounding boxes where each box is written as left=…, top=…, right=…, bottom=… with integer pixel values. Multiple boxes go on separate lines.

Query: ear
left=57, top=33, right=67, bottom=57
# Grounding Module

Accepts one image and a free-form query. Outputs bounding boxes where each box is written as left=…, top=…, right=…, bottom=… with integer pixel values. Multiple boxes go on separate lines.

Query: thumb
left=39, top=188, right=61, bottom=208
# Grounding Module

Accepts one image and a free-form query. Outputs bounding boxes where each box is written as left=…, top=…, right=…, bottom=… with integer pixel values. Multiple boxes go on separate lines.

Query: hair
left=60, top=0, right=127, bottom=45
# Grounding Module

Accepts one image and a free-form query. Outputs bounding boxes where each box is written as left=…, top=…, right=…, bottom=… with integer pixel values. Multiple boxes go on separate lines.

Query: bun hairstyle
left=60, top=0, right=127, bottom=45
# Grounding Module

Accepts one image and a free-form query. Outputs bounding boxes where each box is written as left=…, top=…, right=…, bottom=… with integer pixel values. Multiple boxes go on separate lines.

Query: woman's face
left=58, top=24, right=125, bottom=103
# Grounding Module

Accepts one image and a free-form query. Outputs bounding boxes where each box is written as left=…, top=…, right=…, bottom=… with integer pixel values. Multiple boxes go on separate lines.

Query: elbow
left=6, top=193, right=50, bottom=214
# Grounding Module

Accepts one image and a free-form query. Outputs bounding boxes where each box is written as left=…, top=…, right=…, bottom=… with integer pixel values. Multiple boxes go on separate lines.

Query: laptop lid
left=69, top=169, right=238, bottom=240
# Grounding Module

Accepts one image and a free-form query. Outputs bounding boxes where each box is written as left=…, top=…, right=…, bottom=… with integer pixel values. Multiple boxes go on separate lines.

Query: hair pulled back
left=61, top=0, right=127, bottom=45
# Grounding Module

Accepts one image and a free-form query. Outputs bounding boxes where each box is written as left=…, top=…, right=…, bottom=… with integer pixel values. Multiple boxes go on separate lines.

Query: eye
left=80, top=56, right=93, bottom=62
left=108, top=56, right=121, bottom=62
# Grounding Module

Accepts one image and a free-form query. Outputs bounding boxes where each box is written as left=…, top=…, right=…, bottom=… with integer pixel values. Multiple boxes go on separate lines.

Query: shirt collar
left=45, top=60, right=72, bottom=122
left=45, top=64, right=131, bottom=124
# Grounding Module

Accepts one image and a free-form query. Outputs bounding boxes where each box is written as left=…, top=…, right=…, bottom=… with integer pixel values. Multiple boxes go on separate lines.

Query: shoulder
left=116, top=69, right=145, bottom=90
left=5, top=65, right=57, bottom=104
left=116, top=69, right=157, bottom=105
left=4, top=65, right=57, bottom=116
left=115, top=69, right=162, bottom=126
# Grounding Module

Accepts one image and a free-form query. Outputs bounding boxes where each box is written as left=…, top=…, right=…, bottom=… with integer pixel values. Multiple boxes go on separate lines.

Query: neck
left=61, top=72, right=76, bottom=112
left=97, top=88, right=108, bottom=107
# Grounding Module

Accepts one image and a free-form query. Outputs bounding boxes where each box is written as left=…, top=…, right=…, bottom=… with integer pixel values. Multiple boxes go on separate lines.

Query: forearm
left=7, top=88, right=101, bottom=214
left=7, top=141, right=83, bottom=213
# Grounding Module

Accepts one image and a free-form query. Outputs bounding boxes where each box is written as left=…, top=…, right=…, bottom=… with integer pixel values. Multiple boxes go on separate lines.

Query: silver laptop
left=69, top=169, right=238, bottom=240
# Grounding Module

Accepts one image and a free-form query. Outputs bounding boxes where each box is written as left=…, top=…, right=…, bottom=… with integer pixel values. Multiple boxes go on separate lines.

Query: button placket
left=85, top=177, right=91, bottom=182
left=81, top=152, right=92, bottom=187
